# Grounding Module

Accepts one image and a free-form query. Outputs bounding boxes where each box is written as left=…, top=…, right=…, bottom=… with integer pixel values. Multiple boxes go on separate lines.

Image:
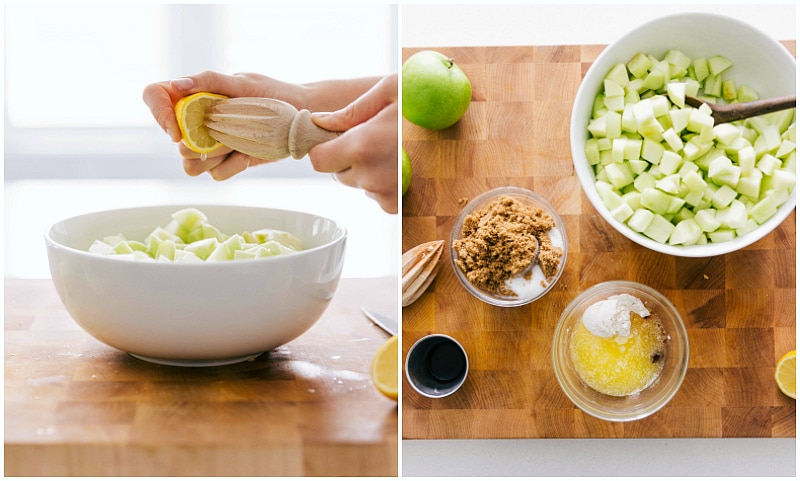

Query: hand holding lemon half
left=174, top=92, right=228, bottom=154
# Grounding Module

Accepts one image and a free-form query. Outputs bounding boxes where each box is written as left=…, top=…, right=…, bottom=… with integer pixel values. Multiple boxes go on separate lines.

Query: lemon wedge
left=174, top=92, right=228, bottom=154
left=371, top=335, right=398, bottom=401
left=775, top=350, right=796, bottom=400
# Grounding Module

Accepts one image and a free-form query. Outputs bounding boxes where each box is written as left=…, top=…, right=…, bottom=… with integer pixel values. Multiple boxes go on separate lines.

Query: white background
left=401, top=3, right=797, bottom=478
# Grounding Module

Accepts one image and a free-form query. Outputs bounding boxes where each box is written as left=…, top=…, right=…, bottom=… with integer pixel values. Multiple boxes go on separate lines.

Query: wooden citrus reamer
left=203, top=97, right=341, bottom=160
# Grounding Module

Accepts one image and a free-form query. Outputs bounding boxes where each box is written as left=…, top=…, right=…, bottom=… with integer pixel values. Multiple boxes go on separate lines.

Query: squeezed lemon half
left=371, top=335, right=398, bottom=401
left=775, top=350, right=796, bottom=400
left=174, top=91, right=228, bottom=154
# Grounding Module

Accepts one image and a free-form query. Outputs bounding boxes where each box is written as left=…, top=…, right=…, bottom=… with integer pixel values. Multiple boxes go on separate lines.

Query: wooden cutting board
left=401, top=42, right=796, bottom=439
left=4, top=277, right=398, bottom=476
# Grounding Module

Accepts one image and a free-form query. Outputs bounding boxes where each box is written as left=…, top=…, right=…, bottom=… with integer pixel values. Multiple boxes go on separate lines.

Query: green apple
left=402, top=50, right=472, bottom=130
left=401, top=148, right=412, bottom=196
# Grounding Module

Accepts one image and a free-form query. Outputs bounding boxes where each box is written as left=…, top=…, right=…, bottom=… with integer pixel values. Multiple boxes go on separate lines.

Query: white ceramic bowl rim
left=449, top=186, right=569, bottom=307
left=570, top=12, right=797, bottom=257
left=45, top=203, right=347, bottom=265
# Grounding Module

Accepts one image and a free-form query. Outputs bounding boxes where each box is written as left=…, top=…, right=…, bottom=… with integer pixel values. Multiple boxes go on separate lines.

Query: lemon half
left=775, top=350, right=796, bottom=400
left=371, top=335, right=398, bottom=401
left=174, top=92, right=228, bottom=154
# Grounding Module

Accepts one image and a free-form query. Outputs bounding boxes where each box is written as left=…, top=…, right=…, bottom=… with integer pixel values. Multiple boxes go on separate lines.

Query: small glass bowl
left=449, top=186, right=568, bottom=307
left=552, top=281, right=690, bottom=422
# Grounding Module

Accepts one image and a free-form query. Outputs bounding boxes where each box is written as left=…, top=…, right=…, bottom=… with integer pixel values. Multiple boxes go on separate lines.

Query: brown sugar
left=452, top=195, right=563, bottom=297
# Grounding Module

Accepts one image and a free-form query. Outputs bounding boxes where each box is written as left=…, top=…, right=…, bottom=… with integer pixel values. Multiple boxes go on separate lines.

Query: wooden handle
left=288, top=110, right=341, bottom=159
left=719, top=94, right=796, bottom=123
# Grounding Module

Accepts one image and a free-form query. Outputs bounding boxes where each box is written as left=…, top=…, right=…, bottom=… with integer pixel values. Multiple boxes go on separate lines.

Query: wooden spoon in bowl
left=684, top=94, right=796, bottom=125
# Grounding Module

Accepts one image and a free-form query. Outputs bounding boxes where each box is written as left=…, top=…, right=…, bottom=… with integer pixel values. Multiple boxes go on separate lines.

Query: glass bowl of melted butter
left=552, top=280, right=690, bottom=421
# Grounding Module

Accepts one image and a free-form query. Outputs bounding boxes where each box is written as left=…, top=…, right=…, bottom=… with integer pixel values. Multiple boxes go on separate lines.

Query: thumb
left=311, top=74, right=397, bottom=132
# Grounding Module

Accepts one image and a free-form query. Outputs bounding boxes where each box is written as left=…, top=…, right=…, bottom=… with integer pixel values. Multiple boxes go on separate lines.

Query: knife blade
left=360, top=306, right=398, bottom=336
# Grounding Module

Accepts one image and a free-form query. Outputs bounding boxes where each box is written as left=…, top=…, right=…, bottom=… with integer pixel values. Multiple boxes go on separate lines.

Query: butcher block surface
left=401, top=42, right=796, bottom=439
left=4, top=277, right=398, bottom=477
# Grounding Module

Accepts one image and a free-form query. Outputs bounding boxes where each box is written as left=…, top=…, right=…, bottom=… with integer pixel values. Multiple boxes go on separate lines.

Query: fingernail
left=171, top=77, right=194, bottom=91
left=166, top=128, right=179, bottom=142
left=311, top=111, right=331, bottom=120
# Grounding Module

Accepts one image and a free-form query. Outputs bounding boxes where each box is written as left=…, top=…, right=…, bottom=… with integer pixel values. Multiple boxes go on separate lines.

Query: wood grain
left=401, top=42, right=796, bottom=439
left=4, top=277, right=398, bottom=476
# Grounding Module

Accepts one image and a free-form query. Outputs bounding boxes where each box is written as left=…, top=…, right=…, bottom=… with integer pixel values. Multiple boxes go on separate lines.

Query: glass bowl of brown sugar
left=449, top=186, right=568, bottom=307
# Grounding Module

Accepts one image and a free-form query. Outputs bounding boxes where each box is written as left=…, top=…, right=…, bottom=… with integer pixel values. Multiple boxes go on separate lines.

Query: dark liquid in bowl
left=427, top=341, right=466, bottom=381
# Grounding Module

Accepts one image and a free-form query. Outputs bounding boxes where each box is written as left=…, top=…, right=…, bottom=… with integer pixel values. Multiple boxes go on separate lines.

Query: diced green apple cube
left=736, top=84, right=759, bottom=102
left=643, top=214, right=674, bottom=244
left=665, top=49, right=691, bottom=69
left=695, top=209, right=721, bottom=232
left=756, top=124, right=783, bottom=154
left=722, top=79, right=737, bottom=101
left=666, top=82, right=687, bottom=108
left=656, top=174, right=681, bottom=194
left=633, top=171, right=657, bottom=191
left=764, top=169, right=796, bottom=192
left=604, top=79, right=625, bottom=97
left=735, top=218, right=759, bottom=237
left=767, top=110, right=796, bottom=135
left=713, top=123, right=741, bottom=145
left=610, top=202, right=634, bottom=223
left=710, top=184, right=738, bottom=208
left=627, top=53, right=651, bottom=79
left=703, top=74, right=722, bottom=97
left=155, top=239, right=177, bottom=261
left=605, top=63, right=630, bottom=87
left=611, top=138, right=627, bottom=163
left=184, top=237, right=219, bottom=260
left=588, top=116, right=608, bottom=138
left=585, top=139, right=601, bottom=165
left=641, top=138, right=665, bottom=164
left=735, top=169, right=762, bottom=199
left=692, top=57, right=710, bottom=82
left=681, top=170, right=707, bottom=194
left=716, top=199, right=748, bottom=229
left=750, top=194, right=779, bottom=224
left=173, top=249, right=202, bottom=263
left=659, top=150, right=682, bottom=175
left=607, top=111, right=623, bottom=139
left=662, top=127, right=684, bottom=152
left=708, top=155, right=741, bottom=188
left=627, top=208, right=655, bottom=233
left=775, top=140, right=796, bottom=159
left=643, top=68, right=666, bottom=91
left=757, top=154, right=782, bottom=176
left=669, top=218, right=703, bottom=245
left=604, top=95, right=625, bottom=112
left=669, top=108, right=691, bottom=132
left=629, top=158, right=649, bottom=175
left=251, top=229, right=304, bottom=251
left=708, top=229, right=736, bottom=243
left=622, top=191, right=642, bottom=210
left=640, top=187, right=675, bottom=215
left=707, top=55, right=733, bottom=76
left=605, top=162, right=634, bottom=189
left=89, top=240, right=116, bottom=256
left=682, top=189, right=704, bottom=208
left=687, top=109, right=715, bottom=133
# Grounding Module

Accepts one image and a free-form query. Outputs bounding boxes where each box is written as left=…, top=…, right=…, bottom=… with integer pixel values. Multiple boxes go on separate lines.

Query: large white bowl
left=45, top=204, right=347, bottom=366
left=570, top=13, right=796, bottom=257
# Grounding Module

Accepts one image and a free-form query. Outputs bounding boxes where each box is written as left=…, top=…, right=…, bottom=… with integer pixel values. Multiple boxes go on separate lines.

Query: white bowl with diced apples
left=45, top=205, right=347, bottom=366
left=571, top=13, right=796, bottom=257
